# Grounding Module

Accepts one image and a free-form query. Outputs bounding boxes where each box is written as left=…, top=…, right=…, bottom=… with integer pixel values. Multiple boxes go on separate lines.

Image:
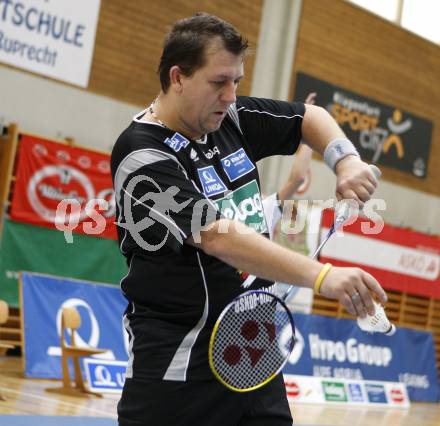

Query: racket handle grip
left=369, top=164, right=381, bottom=179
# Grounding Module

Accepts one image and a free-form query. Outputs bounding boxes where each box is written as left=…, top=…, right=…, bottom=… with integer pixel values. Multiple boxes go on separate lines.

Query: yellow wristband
left=314, top=263, right=332, bottom=294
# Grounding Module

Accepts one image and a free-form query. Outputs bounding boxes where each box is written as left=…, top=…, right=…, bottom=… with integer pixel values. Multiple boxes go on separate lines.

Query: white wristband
left=323, top=138, right=360, bottom=172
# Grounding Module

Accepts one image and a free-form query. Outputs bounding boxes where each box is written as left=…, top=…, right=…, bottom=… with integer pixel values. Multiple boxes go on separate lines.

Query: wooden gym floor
left=1, top=355, right=439, bottom=425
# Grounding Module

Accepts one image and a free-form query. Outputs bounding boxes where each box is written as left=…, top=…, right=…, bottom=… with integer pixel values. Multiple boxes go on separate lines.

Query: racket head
left=209, top=290, right=295, bottom=392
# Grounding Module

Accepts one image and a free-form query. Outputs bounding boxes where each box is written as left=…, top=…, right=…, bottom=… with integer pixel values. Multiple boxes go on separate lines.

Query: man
left=111, top=13, right=386, bottom=426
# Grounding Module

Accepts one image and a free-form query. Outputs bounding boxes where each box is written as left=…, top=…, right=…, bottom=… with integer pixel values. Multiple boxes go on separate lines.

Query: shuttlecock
left=357, top=300, right=396, bottom=336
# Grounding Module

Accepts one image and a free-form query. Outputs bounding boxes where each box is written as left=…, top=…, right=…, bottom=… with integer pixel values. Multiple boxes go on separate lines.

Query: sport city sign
left=294, top=72, right=433, bottom=178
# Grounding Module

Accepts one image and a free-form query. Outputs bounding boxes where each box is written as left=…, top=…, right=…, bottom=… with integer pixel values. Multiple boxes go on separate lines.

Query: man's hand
left=304, top=92, right=317, bottom=105
left=335, top=156, right=378, bottom=206
left=318, top=265, right=388, bottom=318
left=189, top=218, right=388, bottom=319
left=278, top=144, right=313, bottom=203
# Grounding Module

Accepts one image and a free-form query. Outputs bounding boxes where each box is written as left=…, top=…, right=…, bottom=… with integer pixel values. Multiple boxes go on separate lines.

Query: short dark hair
left=158, top=13, right=248, bottom=92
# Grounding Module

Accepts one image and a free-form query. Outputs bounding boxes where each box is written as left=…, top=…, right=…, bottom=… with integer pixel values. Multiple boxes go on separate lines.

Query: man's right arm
left=188, top=218, right=387, bottom=318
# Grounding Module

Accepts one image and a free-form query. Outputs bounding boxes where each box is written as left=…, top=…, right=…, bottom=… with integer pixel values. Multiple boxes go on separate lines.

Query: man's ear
left=169, top=66, right=184, bottom=93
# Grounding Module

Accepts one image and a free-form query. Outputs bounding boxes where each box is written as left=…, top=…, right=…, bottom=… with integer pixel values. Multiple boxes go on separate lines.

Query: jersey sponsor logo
left=220, top=148, right=255, bottom=182
left=197, top=166, right=227, bottom=197
left=190, top=148, right=199, bottom=161
left=214, top=180, right=268, bottom=234
left=202, top=146, right=220, bottom=159
left=163, top=132, right=189, bottom=152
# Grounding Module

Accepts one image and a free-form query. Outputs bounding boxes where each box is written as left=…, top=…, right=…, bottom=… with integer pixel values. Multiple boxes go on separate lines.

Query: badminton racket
left=208, top=207, right=348, bottom=392
left=208, top=289, right=295, bottom=392
left=209, top=165, right=381, bottom=391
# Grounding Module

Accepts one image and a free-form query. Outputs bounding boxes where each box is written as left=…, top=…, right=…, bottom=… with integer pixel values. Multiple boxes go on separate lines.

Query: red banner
left=10, top=135, right=117, bottom=240
left=319, top=209, right=440, bottom=299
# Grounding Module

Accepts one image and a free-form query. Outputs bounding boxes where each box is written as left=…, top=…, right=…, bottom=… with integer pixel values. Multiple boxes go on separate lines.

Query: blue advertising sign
left=83, top=359, right=127, bottom=393
left=347, top=383, right=365, bottom=403
left=365, top=383, right=387, bottom=404
left=21, top=272, right=128, bottom=379
left=282, top=313, right=439, bottom=402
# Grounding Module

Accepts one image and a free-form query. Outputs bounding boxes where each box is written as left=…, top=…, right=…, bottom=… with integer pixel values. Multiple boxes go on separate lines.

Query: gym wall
left=292, top=0, right=440, bottom=197
left=0, top=0, right=263, bottom=151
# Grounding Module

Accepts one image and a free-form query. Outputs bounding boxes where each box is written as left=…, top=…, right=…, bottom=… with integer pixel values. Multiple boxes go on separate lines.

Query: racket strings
left=211, top=292, right=295, bottom=390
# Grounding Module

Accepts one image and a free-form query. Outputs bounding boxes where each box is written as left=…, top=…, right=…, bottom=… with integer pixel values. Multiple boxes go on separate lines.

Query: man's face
left=178, top=40, right=244, bottom=138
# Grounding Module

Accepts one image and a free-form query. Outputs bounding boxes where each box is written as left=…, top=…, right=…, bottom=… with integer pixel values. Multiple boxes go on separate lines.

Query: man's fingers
left=367, top=166, right=380, bottom=185
left=351, top=284, right=374, bottom=317
left=339, top=188, right=364, bottom=208
left=305, top=92, right=317, bottom=105
left=321, top=267, right=387, bottom=319
left=356, top=187, right=372, bottom=203
left=346, top=289, right=365, bottom=318
left=363, top=181, right=376, bottom=196
left=336, top=160, right=380, bottom=208
left=340, top=293, right=356, bottom=316
left=363, top=272, right=388, bottom=304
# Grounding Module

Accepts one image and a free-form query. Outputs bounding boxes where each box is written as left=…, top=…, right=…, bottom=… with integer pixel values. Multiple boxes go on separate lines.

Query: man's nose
left=220, top=81, right=237, bottom=104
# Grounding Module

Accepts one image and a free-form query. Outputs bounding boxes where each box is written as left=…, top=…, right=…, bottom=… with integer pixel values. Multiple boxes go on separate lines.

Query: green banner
left=0, top=219, right=127, bottom=307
